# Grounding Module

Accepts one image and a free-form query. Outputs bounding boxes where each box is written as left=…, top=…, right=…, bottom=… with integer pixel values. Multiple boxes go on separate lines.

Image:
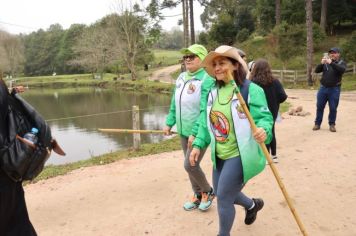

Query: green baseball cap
left=180, top=44, right=208, bottom=61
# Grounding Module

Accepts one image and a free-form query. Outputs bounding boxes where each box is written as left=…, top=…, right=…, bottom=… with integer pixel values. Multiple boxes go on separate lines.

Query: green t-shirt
left=210, top=83, right=240, bottom=160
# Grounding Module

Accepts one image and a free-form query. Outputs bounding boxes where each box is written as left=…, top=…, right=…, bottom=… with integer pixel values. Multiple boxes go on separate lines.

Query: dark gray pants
left=213, top=157, right=253, bottom=236
left=0, top=170, right=37, bottom=236
left=180, top=137, right=211, bottom=193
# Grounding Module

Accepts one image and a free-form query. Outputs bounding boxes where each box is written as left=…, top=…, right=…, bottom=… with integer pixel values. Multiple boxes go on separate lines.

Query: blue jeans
left=315, top=85, right=341, bottom=126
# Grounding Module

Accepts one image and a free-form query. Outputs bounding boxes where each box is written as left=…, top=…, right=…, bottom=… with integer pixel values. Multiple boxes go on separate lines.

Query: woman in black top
left=0, top=79, right=37, bottom=236
left=250, top=59, right=288, bottom=163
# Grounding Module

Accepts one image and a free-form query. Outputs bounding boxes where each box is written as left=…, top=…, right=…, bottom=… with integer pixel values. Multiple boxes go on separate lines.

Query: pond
left=21, top=87, right=172, bottom=165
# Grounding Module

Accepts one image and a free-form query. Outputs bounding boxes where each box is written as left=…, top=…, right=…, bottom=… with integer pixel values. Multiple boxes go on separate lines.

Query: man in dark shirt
left=313, top=47, right=347, bottom=132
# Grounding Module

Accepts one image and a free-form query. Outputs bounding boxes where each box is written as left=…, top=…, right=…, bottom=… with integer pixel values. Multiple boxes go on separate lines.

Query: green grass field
left=152, top=49, right=182, bottom=67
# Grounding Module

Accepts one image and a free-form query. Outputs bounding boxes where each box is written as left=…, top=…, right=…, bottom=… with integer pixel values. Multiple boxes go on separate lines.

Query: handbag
left=0, top=90, right=65, bottom=182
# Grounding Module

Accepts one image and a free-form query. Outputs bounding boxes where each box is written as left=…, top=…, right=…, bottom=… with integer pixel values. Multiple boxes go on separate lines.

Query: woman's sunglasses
left=183, top=54, right=197, bottom=60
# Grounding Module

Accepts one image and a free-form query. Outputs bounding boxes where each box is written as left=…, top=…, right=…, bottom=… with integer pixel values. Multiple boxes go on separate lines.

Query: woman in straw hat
left=164, top=44, right=215, bottom=211
left=190, top=45, right=273, bottom=235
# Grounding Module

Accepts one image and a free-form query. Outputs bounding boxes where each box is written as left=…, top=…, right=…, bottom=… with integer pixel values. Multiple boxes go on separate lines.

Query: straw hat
left=202, top=45, right=249, bottom=77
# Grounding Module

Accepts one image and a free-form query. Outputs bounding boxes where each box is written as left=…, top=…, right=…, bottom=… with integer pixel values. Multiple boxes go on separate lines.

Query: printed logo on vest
left=236, top=104, right=247, bottom=119
left=187, top=83, right=196, bottom=94
left=210, top=111, right=230, bottom=142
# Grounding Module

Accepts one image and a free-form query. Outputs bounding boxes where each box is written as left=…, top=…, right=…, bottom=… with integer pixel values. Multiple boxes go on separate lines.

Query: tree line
left=0, top=0, right=355, bottom=80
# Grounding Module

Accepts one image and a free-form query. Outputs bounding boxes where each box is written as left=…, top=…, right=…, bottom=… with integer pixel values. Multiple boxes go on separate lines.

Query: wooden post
left=294, top=70, right=297, bottom=85
left=132, top=105, right=141, bottom=150
left=280, top=70, right=283, bottom=82
left=353, top=62, right=355, bottom=74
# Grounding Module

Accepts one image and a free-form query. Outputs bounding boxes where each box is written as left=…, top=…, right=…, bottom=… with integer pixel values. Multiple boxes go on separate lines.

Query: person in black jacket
left=0, top=79, right=37, bottom=236
left=250, top=59, right=288, bottom=163
left=313, top=47, right=347, bottom=132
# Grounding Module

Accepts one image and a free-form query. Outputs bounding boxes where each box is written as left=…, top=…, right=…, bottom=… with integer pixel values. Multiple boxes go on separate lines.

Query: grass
left=152, top=49, right=182, bottom=67
left=241, top=34, right=354, bottom=70
left=8, top=72, right=174, bottom=94
left=28, top=136, right=181, bottom=183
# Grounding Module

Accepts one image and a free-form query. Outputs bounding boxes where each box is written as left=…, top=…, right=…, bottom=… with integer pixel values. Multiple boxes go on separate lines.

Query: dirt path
left=25, top=89, right=356, bottom=236
left=148, top=64, right=181, bottom=84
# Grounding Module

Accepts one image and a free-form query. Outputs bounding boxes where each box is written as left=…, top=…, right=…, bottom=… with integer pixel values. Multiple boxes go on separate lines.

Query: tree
left=0, top=31, right=10, bottom=74
left=281, top=0, right=305, bottom=24
left=341, top=30, right=356, bottom=62
left=320, top=0, right=327, bottom=33
left=305, top=0, right=314, bottom=86
left=56, top=24, right=86, bottom=74
left=182, top=0, right=189, bottom=46
left=70, top=25, right=112, bottom=77
left=255, top=0, right=275, bottom=34
left=154, top=28, right=184, bottom=49
left=201, top=0, right=255, bottom=45
left=268, top=22, right=305, bottom=69
left=189, top=0, right=195, bottom=44
left=23, top=24, right=65, bottom=76
left=147, top=0, right=202, bottom=46
left=110, top=1, right=153, bottom=80
left=275, top=0, right=281, bottom=25
left=0, top=31, right=24, bottom=77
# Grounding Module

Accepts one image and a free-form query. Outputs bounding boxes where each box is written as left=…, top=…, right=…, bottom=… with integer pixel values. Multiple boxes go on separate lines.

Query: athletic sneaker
left=183, top=193, right=201, bottom=211
left=198, top=189, right=215, bottom=211
left=272, top=156, right=279, bottom=163
left=244, top=198, right=264, bottom=225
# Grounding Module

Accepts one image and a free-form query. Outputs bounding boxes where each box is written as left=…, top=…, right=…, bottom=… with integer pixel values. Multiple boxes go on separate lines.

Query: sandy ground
left=25, top=88, right=356, bottom=236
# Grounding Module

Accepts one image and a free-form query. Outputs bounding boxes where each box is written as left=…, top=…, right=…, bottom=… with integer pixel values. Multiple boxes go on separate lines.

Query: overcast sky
left=0, top=0, right=204, bottom=35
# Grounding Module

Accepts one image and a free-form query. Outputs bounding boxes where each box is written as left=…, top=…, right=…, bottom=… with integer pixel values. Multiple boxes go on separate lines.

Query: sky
left=0, top=0, right=204, bottom=35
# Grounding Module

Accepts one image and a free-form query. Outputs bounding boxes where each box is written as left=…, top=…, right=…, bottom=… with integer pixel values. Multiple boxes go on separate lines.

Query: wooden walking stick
left=98, top=128, right=177, bottom=134
left=228, top=73, right=308, bottom=236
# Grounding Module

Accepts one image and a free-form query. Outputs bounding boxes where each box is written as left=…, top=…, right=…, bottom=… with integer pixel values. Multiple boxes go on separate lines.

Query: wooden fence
left=272, top=62, right=355, bottom=84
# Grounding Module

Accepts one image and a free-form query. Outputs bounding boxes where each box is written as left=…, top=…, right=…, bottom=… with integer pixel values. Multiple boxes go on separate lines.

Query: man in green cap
left=164, top=44, right=215, bottom=211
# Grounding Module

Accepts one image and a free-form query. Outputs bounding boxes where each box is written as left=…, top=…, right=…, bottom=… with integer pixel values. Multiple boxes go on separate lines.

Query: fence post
left=294, top=70, right=297, bottom=85
left=353, top=62, right=355, bottom=74
left=280, top=70, right=283, bottom=82
left=132, top=105, right=141, bottom=150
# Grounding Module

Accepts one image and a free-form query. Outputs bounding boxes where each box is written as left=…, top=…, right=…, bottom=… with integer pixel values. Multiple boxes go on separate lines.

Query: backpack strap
left=240, top=79, right=251, bottom=107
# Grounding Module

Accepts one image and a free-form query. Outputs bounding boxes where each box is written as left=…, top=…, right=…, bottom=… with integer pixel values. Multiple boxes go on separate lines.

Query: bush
left=341, top=30, right=356, bottom=62
left=236, top=28, right=250, bottom=43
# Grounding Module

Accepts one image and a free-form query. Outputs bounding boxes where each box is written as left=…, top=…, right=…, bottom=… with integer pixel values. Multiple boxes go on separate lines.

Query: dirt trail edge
left=26, top=89, right=356, bottom=236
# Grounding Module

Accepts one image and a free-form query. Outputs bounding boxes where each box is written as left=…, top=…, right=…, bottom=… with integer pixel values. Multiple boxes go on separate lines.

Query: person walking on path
left=250, top=59, right=288, bottom=163
left=0, top=79, right=37, bottom=236
left=313, top=47, right=347, bottom=132
left=164, top=44, right=215, bottom=211
left=190, top=45, right=273, bottom=236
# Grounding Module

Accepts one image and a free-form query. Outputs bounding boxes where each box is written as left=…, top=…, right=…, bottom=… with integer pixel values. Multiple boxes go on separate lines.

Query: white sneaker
left=272, top=156, right=278, bottom=163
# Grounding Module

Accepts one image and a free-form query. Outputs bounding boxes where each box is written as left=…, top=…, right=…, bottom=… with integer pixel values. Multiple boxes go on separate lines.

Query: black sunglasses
left=183, top=54, right=197, bottom=60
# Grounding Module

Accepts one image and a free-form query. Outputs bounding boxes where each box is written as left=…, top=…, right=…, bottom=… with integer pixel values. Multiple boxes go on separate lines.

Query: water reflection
left=21, top=87, right=172, bottom=165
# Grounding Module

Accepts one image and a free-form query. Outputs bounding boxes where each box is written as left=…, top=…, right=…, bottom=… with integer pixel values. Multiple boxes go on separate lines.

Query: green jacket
left=193, top=82, right=273, bottom=183
left=165, top=69, right=214, bottom=141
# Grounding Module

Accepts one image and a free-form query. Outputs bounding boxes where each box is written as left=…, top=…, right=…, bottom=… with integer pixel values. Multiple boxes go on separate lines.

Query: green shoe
left=183, top=193, right=201, bottom=211
left=198, top=189, right=215, bottom=211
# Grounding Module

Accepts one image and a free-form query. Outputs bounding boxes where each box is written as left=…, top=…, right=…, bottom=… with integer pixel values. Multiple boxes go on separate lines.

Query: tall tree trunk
left=275, top=0, right=281, bottom=25
left=182, top=0, right=189, bottom=47
left=305, top=0, right=314, bottom=86
left=320, top=0, right=327, bottom=33
left=189, top=0, right=195, bottom=44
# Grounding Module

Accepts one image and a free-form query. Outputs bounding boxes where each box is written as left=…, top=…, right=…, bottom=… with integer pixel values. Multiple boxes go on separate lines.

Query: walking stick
left=229, top=73, right=308, bottom=236
left=98, top=128, right=177, bottom=134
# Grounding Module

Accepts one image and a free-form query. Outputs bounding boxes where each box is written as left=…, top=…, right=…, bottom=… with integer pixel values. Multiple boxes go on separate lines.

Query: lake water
left=21, top=87, right=172, bottom=165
